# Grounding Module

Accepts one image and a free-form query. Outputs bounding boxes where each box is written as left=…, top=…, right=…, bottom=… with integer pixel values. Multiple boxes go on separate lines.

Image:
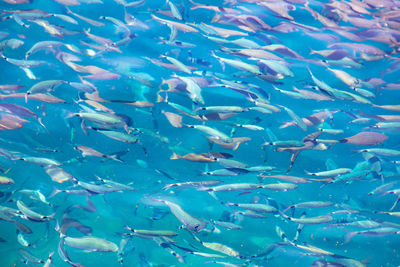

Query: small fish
left=125, top=225, right=177, bottom=237
left=201, top=183, right=263, bottom=192
left=262, top=183, right=298, bottom=191
left=163, top=180, right=223, bottom=190
left=193, top=235, right=241, bottom=258
left=151, top=14, right=198, bottom=32
left=212, top=51, right=261, bottom=75
left=74, top=145, right=124, bottom=162
left=17, top=232, right=33, bottom=247
left=154, top=199, right=207, bottom=232
left=63, top=235, right=118, bottom=252
left=19, top=189, right=50, bottom=205
left=43, top=251, right=54, bottom=267
left=280, top=212, right=333, bottom=225
left=357, top=148, right=400, bottom=157
left=45, top=166, right=73, bottom=183
left=344, top=227, right=400, bottom=243
left=19, top=156, right=61, bottom=166
left=305, top=168, right=352, bottom=177
left=170, top=152, right=216, bottom=162
left=278, top=105, right=307, bottom=131
left=185, top=124, right=231, bottom=142
left=284, top=201, right=333, bottom=212
left=0, top=176, right=14, bottom=185
left=91, top=128, right=139, bottom=143
left=16, top=200, right=54, bottom=222
left=227, top=202, right=277, bottom=213
left=340, top=132, right=388, bottom=145
left=260, top=175, right=311, bottom=184
left=211, top=220, right=242, bottom=230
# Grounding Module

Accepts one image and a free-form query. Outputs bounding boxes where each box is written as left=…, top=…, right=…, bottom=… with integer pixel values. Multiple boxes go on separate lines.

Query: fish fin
left=278, top=211, right=289, bottom=220
left=287, top=152, right=299, bottom=173
left=390, top=196, right=400, bottom=211
left=292, top=222, right=304, bottom=243
left=170, top=152, right=179, bottom=160
left=49, top=187, right=61, bottom=198
left=109, top=149, right=129, bottom=163
left=204, top=163, right=209, bottom=174
left=343, top=229, right=357, bottom=243
left=304, top=170, right=314, bottom=176
left=64, top=110, right=76, bottom=119
left=45, top=212, right=56, bottom=220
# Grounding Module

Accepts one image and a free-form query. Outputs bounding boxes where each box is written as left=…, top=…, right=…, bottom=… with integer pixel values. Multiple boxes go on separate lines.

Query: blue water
left=0, top=0, right=400, bottom=266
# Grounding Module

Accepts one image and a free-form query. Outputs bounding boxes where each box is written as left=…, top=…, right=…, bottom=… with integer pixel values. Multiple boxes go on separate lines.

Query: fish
left=340, top=132, right=388, bottom=145
left=63, top=235, right=118, bottom=252
left=170, top=152, right=216, bottom=162
left=43, top=251, right=54, bottom=267
left=344, top=227, right=400, bottom=243
left=305, top=168, right=352, bottom=177
left=201, top=183, right=264, bottom=192
left=18, top=156, right=61, bottom=166
left=90, top=128, right=139, bottom=143
left=357, top=148, right=400, bottom=157
left=74, top=145, right=124, bottom=162
left=280, top=212, right=333, bottom=225
left=212, top=51, right=261, bottom=75
left=185, top=124, right=232, bottom=142
left=0, top=176, right=14, bottom=185
left=153, top=199, right=207, bottom=232
left=16, top=200, right=54, bottom=222
left=192, top=234, right=241, bottom=258
left=45, top=166, right=74, bottom=183
left=151, top=14, right=198, bottom=33
left=125, top=225, right=177, bottom=237
left=262, top=183, right=298, bottom=191
left=226, top=202, right=278, bottom=213
left=0, top=0, right=399, bottom=266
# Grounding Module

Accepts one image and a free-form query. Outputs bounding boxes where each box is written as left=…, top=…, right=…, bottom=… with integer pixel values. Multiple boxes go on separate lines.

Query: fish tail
left=71, top=177, right=79, bottom=186
left=49, top=187, right=61, bottom=198
left=292, top=222, right=304, bottom=243
left=390, top=196, right=400, bottom=211
left=156, top=92, right=165, bottom=102
left=45, top=212, right=56, bottom=221
left=109, top=149, right=129, bottom=163
left=124, top=224, right=134, bottom=233
left=343, top=229, right=357, bottom=243
left=279, top=211, right=289, bottom=220
left=170, top=152, right=179, bottom=160
left=64, top=110, right=76, bottom=119
left=282, top=205, right=293, bottom=214
left=108, top=154, right=124, bottom=163
left=304, top=170, right=314, bottom=176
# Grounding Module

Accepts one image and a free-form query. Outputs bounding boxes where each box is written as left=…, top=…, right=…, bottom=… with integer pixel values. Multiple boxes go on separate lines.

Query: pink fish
left=0, top=113, right=28, bottom=130
left=0, top=93, right=65, bottom=103
left=82, top=72, right=121, bottom=80
left=340, top=132, right=388, bottom=145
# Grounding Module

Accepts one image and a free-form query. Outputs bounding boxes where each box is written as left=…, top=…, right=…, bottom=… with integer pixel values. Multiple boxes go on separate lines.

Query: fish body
left=305, top=168, right=352, bottom=177
left=0, top=176, right=14, bottom=184
left=64, top=236, right=118, bottom=252
left=16, top=200, right=54, bottom=222
left=157, top=199, right=207, bottom=232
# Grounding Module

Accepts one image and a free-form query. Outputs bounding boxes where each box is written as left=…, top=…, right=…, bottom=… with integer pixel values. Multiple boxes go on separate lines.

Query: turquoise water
left=0, top=0, right=400, bottom=266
